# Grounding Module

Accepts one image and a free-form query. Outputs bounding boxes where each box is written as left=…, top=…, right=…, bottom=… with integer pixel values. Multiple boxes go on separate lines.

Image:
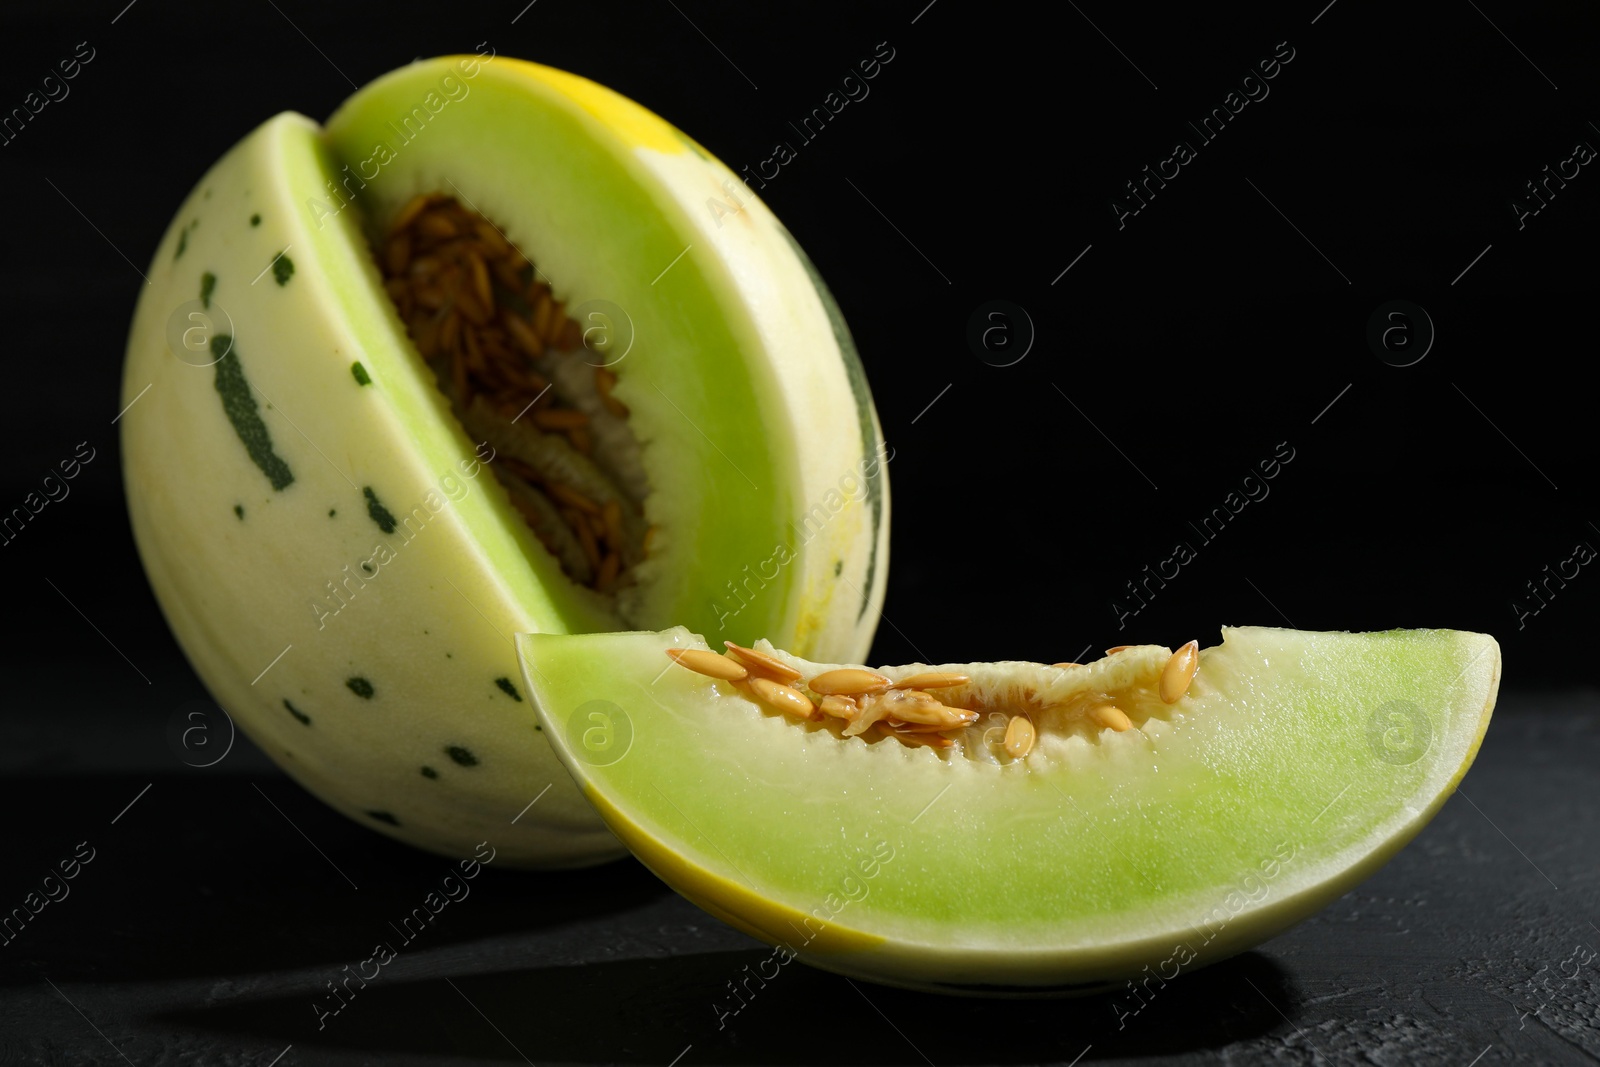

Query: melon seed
left=818, top=694, right=859, bottom=721
left=666, top=648, right=747, bottom=682
left=1160, top=640, right=1200, bottom=704
left=808, top=668, right=891, bottom=696
left=891, top=672, right=970, bottom=690
left=1004, top=715, right=1036, bottom=759
left=867, top=689, right=976, bottom=728
left=390, top=192, right=436, bottom=233
left=724, top=641, right=803, bottom=684
left=748, top=677, right=819, bottom=721
left=1089, top=704, right=1133, bottom=732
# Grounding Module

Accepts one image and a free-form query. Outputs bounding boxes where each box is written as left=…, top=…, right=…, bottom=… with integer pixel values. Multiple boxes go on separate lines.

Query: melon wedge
left=516, top=626, right=1500, bottom=993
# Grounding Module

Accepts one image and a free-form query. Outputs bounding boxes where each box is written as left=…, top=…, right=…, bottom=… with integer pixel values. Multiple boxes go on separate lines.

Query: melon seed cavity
left=666, top=641, right=1201, bottom=757
left=373, top=194, right=648, bottom=595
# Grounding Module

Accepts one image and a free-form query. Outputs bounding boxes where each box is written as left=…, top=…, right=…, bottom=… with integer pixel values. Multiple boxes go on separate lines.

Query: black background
left=2, top=1, right=1598, bottom=1064
left=3, top=1, right=1598, bottom=680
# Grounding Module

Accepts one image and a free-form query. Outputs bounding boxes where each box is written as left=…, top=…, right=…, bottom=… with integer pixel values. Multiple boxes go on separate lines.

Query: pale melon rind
left=517, top=626, right=1501, bottom=991
left=120, top=57, right=887, bottom=866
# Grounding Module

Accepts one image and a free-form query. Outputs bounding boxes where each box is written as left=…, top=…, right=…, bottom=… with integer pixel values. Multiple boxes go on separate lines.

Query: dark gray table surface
left=2, top=691, right=1596, bottom=1066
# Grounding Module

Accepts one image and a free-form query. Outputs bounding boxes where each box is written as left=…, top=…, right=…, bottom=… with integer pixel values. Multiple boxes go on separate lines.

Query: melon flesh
left=516, top=626, right=1500, bottom=992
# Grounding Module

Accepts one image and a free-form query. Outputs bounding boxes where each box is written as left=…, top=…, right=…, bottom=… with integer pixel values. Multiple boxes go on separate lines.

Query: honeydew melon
left=517, top=626, right=1501, bottom=991
left=120, top=56, right=888, bottom=866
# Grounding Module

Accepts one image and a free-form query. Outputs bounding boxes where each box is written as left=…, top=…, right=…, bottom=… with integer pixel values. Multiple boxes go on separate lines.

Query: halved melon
left=120, top=56, right=888, bottom=866
left=516, top=626, right=1500, bottom=992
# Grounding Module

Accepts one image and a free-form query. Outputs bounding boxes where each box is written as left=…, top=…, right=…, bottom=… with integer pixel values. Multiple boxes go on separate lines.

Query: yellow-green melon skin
left=120, top=58, right=889, bottom=867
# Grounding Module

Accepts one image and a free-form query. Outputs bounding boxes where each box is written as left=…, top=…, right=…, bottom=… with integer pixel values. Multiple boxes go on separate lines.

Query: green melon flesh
left=120, top=56, right=888, bottom=866
left=516, top=626, right=1500, bottom=992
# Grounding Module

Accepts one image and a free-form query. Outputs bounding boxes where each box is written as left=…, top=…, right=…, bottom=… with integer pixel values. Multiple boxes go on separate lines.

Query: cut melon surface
left=517, top=626, right=1500, bottom=993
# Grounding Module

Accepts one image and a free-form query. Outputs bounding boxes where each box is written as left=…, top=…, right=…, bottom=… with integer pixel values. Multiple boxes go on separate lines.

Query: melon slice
left=516, top=626, right=1500, bottom=992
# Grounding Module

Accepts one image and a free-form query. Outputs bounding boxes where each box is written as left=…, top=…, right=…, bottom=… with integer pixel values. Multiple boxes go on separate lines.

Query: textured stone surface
left=0, top=698, right=1595, bottom=1065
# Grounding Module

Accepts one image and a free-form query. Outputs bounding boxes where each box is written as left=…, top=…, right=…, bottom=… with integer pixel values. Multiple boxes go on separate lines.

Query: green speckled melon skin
left=120, top=58, right=889, bottom=867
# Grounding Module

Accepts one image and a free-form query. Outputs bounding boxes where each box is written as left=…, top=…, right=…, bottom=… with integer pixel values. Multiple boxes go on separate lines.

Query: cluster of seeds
left=666, top=645, right=976, bottom=750
left=377, top=194, right=641, bottom=592
left=666, top=639, right=1203, bottom=760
